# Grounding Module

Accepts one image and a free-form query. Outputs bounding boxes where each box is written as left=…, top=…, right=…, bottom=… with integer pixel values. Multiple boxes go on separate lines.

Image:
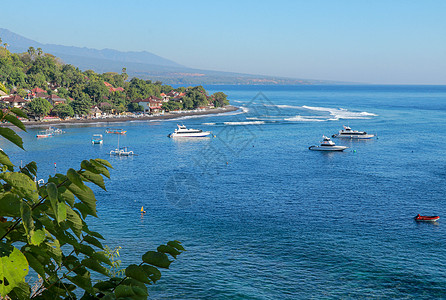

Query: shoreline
left=20, top=106, right=239, bottom=128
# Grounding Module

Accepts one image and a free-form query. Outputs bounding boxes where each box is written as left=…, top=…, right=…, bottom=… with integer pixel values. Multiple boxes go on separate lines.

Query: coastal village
left=0, top=81, right=220, bottom=122
left=0, top=45, right=229, bottom=122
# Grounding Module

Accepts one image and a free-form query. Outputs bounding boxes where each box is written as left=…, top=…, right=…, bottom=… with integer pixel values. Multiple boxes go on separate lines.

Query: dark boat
left=414, top=214, right=440, bottom=222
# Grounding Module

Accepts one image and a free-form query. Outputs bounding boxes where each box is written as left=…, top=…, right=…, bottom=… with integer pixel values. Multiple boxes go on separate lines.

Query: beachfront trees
left=212, top=91, right=229, bottom=107
left=26, top=97, right=52, bottom=118
left=0, top=109, right=184, bottom=298
left=70, top=96, right=91, bottom=116
left=52, top=103, right=74, bottom=119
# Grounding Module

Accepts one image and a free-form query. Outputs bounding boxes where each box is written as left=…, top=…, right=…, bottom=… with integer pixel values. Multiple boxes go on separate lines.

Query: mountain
left=0, top=28, right=335, bottom=85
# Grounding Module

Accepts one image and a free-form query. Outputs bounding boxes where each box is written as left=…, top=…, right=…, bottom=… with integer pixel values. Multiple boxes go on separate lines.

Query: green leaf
left=77, top=244, right=95, bottom=257
left=82, top=258, right=109, bottom=276
left=46, top=182, right=59, bottom=221
left=20, top=202, right=34, bottom=240
left=0, top=127, right=24, bottom=149
left=142, top=265, right=161, bottom=283
left=66, top=183, right=97, bottom=217
left=92, top=251, right=112, bottom=266
left=0, top=172, right=39, bottom=203
left=10, top=107, right=28, bottom=119
left=45, top=240, right=62, bottom=266
left=58, top=186, right=75, bottom=207
left=4, top=114, right=26, bottom=131
left=94, top=158, right=113, bottom=169
left=167, top=240, right=185, bottom=251
left=125, top=264, right=152, bottom=284
left=114, top=285, right=137, bottom=298
left=0, top=243, right=29, bottom=297
left=23, top=251, right=45, bottom=278
left=19, top=161, right=37, bottom=179
left=8, top=281, right=30, bottom=299
left=0, top=151, right=13, bottom=168
left=80, top=170, right=106, bottom=190
left=66, top=206, right=83, bottom=237
left=142, top=251, right=172, bottom=269
left=30, top=229, right=45, bottom=246
left=0, top=192, right=21, bottom=217
left=89, top=159, right=110, bottom=179
left=84, top=235, right=103, bottom=249
left=66, top=273, right=93, bottom=294
left=157, top=244, right=181, bottom=259
left=56, top=202, right=67, bottom=223
left=67, top=168, right=86, bottom=190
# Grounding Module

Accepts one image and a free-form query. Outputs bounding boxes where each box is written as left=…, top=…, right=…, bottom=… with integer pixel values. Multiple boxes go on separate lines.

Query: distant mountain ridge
left=0, top=28, right=338, bottom=85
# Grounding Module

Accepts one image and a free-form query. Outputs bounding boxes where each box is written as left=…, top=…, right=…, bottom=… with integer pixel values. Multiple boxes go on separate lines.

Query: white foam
left=223, top=121, right=265, bottom=126
left=285, top=115, right=327, bottom=122
left=302, top=105, right=377, bottom=120
left=202, top=123, right=216, bottom=125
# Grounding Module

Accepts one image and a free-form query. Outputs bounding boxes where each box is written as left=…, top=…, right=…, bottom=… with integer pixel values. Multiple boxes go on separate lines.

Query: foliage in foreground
left=0, top=109, right=184, bottom=299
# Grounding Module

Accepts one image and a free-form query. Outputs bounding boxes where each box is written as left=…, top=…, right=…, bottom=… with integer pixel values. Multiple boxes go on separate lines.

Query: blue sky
left=1, top=0, right=445, bottom=84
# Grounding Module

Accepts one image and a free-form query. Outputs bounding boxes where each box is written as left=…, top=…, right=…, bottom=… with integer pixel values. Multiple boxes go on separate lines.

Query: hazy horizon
left=1, top=0, right=445, bottom=85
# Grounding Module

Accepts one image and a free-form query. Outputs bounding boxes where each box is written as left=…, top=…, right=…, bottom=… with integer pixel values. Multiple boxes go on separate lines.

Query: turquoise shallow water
left=3, top=85, right=446, bottom=299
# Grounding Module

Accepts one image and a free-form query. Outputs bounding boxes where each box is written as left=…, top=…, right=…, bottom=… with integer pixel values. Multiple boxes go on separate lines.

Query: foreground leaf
left=142, top=251, right=172, bottom=269
left=0, top=127, right=24, bottom=149
left=0, top=243, right=29, bottom=297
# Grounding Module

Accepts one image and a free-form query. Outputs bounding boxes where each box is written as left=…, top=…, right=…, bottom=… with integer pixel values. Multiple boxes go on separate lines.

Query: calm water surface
left=4, top=85, right=446, bottom=299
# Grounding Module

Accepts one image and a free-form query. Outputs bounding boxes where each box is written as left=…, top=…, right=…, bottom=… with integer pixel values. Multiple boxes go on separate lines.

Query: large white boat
left=332, top=126, right=375, bottom=139
left=309, top=136, right=348, bottom=151
left=168, top=125, right=211, bottom=138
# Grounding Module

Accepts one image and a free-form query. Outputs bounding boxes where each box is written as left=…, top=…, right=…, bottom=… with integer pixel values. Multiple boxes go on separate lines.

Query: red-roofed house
left=31, top=87, right=47, bottom=94
left=1, top=95, right=27, bottom=107
left=132, top=96, right=163, bottom=114
left=46, top=95, right=66, bottom=106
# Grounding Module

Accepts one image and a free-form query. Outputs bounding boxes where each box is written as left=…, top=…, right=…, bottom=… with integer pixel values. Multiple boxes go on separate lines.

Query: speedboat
left=110, top=146, right=134, bottom=156
left=168, top=124, right=211, bottom=138
left=309, top=136, right=348, bottom=151
left=332, top=126, right=375, bottom=139
left=106, top=128, right=127, bottom=134
left=414, top=214, right=439, bottom=222
left=91, top=134, right=103, bottom=144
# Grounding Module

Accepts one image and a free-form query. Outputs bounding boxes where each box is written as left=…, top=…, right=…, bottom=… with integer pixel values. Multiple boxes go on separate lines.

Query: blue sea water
left=3, top=85, right=446, bottom=299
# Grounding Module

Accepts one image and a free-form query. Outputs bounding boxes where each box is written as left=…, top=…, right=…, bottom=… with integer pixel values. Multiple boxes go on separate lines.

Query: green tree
left=70, top=96, right=91, bottom=116
left=52, top=103, right=74, bottom=119
left=26, top=97, right=52, bottom=118
left=0, top=108, right=184, bottom=299
left=128, top=102, right=144, bottom=112
left=212, top=92, right=229, bottom=107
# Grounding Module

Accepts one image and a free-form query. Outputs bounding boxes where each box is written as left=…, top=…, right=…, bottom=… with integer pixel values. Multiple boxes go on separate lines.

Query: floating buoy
left=140, top=206, right=146, bottom=214
left=213, top=135, right=216, bottom=138
left=226, top=162, right=229, bottom=165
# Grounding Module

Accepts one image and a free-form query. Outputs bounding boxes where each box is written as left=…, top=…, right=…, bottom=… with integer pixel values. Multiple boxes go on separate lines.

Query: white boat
left=110, top=146, right=134, bottom=156
left=91, top=134, right=103, bottom=144
left=332, top=126, right=375, bottom=139
left=168, top=124, right=211, bottom=138
left=36, top=130, right=53, bottom=138
left=309, top=136, right=348, bottom=151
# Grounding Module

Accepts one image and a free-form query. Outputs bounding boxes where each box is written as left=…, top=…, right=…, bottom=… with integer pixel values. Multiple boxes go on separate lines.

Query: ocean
left=4, top=85, right=446, bottom=299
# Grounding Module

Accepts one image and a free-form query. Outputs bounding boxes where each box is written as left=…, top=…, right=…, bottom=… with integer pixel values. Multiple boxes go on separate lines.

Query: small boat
left=168, top=124, right=211, bottom=138
left=49, top=126, right=64, bottom=134
left=36, top=130, right=53, bottom=138
left=332, top=126, right=375, bottom=139
left=110, top=146, right=134, bottom=156
left=414, top=214, right=439, bottom=222
left=309, top=136, right=348, bottom=151
left=106, top=128, right=127, bottom=134
left=91, top=134, right=103, bottom=144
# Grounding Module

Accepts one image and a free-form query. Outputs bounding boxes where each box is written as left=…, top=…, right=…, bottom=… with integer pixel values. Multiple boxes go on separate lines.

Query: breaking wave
left=223, top=121, right=265, bottom=126
left=285, top=115, right=327, bottom=122
left=302, top=105, right=377, bottom=120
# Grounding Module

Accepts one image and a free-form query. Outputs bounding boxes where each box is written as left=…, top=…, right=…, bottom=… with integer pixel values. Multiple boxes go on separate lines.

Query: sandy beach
left=20, top=106, right=239, bottom=127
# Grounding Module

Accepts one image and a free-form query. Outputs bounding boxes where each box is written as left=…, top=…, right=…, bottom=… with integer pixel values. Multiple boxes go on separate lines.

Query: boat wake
left=223, top=121, right=265, bottom=126
left=284, top=115, right=327, bottom=122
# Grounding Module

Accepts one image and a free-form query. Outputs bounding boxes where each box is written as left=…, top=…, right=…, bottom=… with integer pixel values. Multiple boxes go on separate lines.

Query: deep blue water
left=3, top=85, right=446, bottom=299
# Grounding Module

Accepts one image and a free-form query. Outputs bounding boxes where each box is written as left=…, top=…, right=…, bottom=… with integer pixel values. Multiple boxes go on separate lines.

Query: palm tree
left=28, top=46, right=36, bottom=59
left=37, top=47, right=43, bottom=56
left=3, top=43, right=8, bottom=49
left=121, top=67, right=128, bottom=81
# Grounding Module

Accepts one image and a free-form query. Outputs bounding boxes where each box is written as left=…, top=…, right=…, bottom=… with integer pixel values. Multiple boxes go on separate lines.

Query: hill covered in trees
left=0, top=43, right=228, bottom=119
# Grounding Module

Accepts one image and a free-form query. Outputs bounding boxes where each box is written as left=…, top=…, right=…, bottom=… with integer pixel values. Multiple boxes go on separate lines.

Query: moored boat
left=106, top=128, right=127, bottom=134
left=309, top=136, right=348, bottom=151
left=36, top=130, right=53, bottom=138
left=332, top=126, right=375, bottom=139
left=168, top=124, right=211, bottom=138
left=91, top=134, right=103, bottom=144
left=414, top=214, right=439, bottom=222
left=110, top=147, right=134, bottom=156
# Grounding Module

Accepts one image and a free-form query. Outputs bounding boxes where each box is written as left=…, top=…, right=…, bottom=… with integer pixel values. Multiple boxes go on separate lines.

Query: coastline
left=20, top=105, right=239, bottom=127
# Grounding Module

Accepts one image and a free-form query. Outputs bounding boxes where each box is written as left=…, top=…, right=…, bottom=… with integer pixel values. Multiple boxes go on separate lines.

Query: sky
left=1, top=0, right=445, bottom=84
